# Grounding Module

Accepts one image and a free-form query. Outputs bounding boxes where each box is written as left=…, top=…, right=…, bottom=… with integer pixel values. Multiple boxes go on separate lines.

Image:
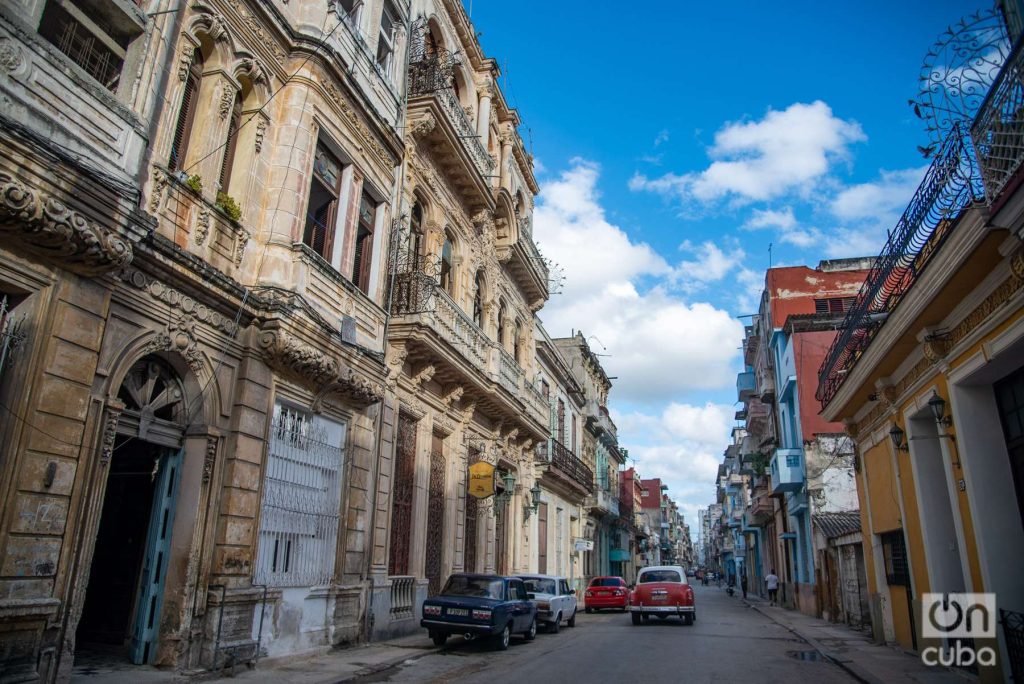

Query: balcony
left=588, top=488, right=620, bottom=517
left=495, top=347, right=522, bottom=395
left=770, top=448, right=805, bottom=495
left=536, top=438, right=594, bottom=495
left=971, top=34, right=1024, bottom=206
left=725, top=473, right=744, bottom=490
left=817, top=123, right=984, bottom=408
left=407, top=55, right=495, bottom=205
left=737, top=371, right=756, bottom=401
left=503, top=216, right=550, bottom=311
left=521, top=383, right=550, bottom=430
left=749, top=491, right=774, bottom=525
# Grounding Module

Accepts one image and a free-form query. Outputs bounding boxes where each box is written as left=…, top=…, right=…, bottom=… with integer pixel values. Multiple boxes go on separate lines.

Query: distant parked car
left=584, top=576, right=629, bottom=612
left=629, top=565, right=696, bottom=625
left=420, top=574, right=538, bottom=650
left=518, top=575, right=577, bottom=632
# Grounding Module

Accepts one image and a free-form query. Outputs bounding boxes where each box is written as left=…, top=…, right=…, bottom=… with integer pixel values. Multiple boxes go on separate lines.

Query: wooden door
left=537, top=503, right=548, bottom=574
left=425, top=433, right=446, bottom=596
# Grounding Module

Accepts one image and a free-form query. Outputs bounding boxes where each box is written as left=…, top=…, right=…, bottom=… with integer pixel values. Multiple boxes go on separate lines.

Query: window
left=513, top=321, right=522, bottom=363
left=38, top=0, right=138, bottom=92
left=881, top=530, right=910, bottom=587
left=375, top=2, right=397, bottom=80
left=218, top=91, right=242, bottom=194
left=409, top=202, right=424, bottom=266
left=168, top=49, right=203, bottom=171
left=571, top=415, right=577, bottom=454
left=814, top=297, right=856, bottom=314
left=338, top=0, right=363, bottom=29
left=496, top=303, right=506, bottom=347
left=352, top=192, right=376, bottom=293
left=303, top=142, right=345, bottom=261
left=255, top=404, right=346, bottom=587
left=439, top=233, right=454, bottom=295
left=540, top=380, right=550, bottom=399
left=473, top=271, right=484, bottom=328
left=557, top=399, right=566, bottom=444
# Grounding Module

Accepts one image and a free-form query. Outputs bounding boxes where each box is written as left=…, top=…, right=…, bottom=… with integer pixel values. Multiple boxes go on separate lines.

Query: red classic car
left=584, top=576, right=629, bottom=612
left=629, top=565, right=695, bottom=625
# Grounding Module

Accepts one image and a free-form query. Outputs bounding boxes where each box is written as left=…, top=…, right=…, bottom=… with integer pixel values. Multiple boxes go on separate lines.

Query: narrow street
left=352, top=585, right=854, bottom=684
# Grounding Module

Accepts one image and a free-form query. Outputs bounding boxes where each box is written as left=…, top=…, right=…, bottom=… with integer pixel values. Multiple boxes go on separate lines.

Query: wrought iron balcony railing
left=408, top=55, right=495, bottom=180
left=536, top=438, right=594, bottom=493
left=816, top=124, right=984, bottom=407
left=971, top=34, right=1024, bottom=205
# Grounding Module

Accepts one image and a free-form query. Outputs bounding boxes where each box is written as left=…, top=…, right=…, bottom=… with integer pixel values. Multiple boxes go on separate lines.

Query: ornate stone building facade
left=0, top=0, right=406, bottom=678
left=368, top=0, right=551, bottom=639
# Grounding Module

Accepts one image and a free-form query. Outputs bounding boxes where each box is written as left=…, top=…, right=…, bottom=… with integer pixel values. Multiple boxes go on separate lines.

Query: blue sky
left=462, top=0, right=988, bottom=533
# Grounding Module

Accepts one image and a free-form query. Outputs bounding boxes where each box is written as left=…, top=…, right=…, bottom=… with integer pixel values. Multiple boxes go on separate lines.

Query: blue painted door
left=129, top=447, right=183, bottom=664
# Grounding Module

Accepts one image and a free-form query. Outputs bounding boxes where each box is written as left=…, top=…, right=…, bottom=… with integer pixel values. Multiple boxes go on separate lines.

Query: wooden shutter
left=218, top=94, right=241, bottom=193
left=169, top=60, right=201, bottom=171
left=538, top=503, right=548, bottom=574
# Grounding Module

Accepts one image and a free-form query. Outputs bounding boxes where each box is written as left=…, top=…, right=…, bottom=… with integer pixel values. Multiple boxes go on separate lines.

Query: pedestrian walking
left=740, top=573, right=748, bottom=599
left=765, top=569, right=779, bottom=606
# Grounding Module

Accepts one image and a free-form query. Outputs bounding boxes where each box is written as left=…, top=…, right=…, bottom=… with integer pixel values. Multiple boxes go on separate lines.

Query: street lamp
left=496, top=471, right=517, bottom=506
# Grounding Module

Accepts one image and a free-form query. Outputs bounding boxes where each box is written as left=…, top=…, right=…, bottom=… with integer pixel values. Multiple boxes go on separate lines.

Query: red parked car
left=584, top=576, right=629, bottom=612
left=629, top=565, right=696, bottom=625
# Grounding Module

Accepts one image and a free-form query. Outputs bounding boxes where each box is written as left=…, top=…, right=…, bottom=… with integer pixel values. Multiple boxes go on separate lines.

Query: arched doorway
left=75, top=357, right=188, bottom=665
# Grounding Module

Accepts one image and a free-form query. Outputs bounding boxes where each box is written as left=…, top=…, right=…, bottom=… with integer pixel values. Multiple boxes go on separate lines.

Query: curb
left=743, top=600, right=881, bottom=684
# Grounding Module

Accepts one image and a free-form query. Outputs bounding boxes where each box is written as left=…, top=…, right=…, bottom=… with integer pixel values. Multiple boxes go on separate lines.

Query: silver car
left=518, top=575, right=578, bottom=633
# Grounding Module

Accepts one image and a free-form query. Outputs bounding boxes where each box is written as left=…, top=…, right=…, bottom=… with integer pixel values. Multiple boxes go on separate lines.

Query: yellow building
left=817, top=9, right=1024, bottom=681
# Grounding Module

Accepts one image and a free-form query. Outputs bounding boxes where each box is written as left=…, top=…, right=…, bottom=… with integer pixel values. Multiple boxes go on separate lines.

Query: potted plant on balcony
left=216, top=191, right=242, bottom=223
left=183, top=173, right=203, bottom=194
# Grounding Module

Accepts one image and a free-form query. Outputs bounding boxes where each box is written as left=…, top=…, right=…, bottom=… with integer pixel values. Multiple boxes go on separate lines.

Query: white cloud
left=743, top=207, right=797, bottom=231
left=654, top=129, right=670, bottom=147
left=674, top=240, right=746, bottom=291
left=534, top=160, right=744, bottom=406
left=631, top=101, right=865, bottom=205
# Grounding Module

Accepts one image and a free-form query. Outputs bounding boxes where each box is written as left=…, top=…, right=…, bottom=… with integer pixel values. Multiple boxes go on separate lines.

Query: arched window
left=472, top=271, right=484, bottom=329
left=218, top=90, right=242, bottom=194
left=496, top=302, right=506, bottom=347
left=169, top=49, right=203, bottom=171
left=439, top=232, right=453, bottom=295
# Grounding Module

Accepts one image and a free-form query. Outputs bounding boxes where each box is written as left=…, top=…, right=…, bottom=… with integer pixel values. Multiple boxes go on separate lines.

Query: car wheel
left=683, top=614, right=694, bottom=626
left=567, top=609, right=576, bottom=628
left=631, top=612, right=641, bottom=626
left=430, top=631, right=447, bottom=647
left=550, top=612, right=561, bottom=634
left=494, top=624, right=511, bottom=651
left=524, top=617, right=537, bottom=641
left=585, top=607, right=592, bottom=614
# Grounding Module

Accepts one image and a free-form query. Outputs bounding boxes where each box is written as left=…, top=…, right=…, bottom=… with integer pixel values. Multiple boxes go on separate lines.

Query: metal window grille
left=255, top=405, right=345, bottom=587
left=881, top=530, right=910, bottom=587
left=0, top=294, right=27, bottom=381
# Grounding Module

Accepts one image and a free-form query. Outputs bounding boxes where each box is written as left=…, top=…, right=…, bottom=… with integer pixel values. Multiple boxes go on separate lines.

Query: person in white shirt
left=765, top=569, right=780, bottom=606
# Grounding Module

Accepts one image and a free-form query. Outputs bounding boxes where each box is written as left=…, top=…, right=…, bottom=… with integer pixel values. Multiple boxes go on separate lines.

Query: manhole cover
left=787, top=650, right=824, bottom=661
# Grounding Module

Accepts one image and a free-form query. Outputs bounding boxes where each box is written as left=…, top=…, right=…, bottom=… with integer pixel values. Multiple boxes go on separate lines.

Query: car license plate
left=598, top=591, right=609, bottom=596
left=651, top=596, right=666, bottom=603
left=446, top=608, right=468, bottom=616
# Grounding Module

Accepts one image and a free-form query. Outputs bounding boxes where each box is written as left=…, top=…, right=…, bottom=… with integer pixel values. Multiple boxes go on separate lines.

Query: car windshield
left=440, top=576, right=504, bottom=599
left=522, top=578, right=556, bottom=594
left=639, top=570, right=683, bottom=583
left=589, top=578, right=621, bottom=587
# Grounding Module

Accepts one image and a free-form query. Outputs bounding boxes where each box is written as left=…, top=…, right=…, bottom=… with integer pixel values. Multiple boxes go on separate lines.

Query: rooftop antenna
left=768, top=242, right=773, bottom=269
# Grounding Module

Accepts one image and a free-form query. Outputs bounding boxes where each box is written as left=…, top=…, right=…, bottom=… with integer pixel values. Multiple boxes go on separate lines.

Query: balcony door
left=538, top=503, right=548, bottom=574
left=995, top=364, right=1024, bottom=529
left=425, top=433, right=446, bottom=596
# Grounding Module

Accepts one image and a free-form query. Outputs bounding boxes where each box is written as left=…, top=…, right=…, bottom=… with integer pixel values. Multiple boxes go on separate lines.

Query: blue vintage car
left=421, top=573, right=538, bottom=650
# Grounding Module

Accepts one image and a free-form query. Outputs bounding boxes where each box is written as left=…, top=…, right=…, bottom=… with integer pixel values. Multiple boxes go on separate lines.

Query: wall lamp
left=889, top=424, right=909, bottom=452
left=523, top=482, right=543, bottom=521
left=927, top=391, right=953, bottom=427
left=495, top=471, right=517, bottom=507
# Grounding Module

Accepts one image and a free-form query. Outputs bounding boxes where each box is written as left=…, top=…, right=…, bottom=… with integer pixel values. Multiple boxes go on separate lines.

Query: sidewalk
left=71, top=634, right=442, bottom=684
left=742, top=593, right=975, bottom=684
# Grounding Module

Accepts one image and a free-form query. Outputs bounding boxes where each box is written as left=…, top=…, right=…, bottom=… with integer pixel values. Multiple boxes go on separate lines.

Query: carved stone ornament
left=234, top=230, right=249, bottom=266
left=195, top=208, right=211, bottom=246
left=254, top=116, right=268, bottom=153
left=149, top=166, right=169, bottom=213
left=1011, top=246, right=1024, bottom=282
left=504, top=427, right=519, bottom=447
left=409, top=114, right=436, bottom=140
left=178, top=43, right=195, bottom=81
left=442, top=384, right=464, bottom=408
left=386, top=344, right=408, bottom=389
left=319, top=75, right=397, bottom=167
left=878, top=385, right=898, bottom=411
left=0, top=173, right=133, bottom=275
left=460, top=400, right=478, bottom=427
left=239, top=57, right=268, bottom=85
left=99, top=401, right=125, bottom=466
left=222, top=0, right=288, bottom=65
left=412, top=364, right=436, bottom=388
left=145, top=314, right=204, bottom=372
left=123, top=268, right=238, bottom=335
left=922, top=335, right=951, bottom=366
left=257, top=321, right=384, bottom=405
left=0, top=38, right=24, bottom=73
left=219, top=84, right=235, bottom=119
left=203, top=437, right=217, bottom=484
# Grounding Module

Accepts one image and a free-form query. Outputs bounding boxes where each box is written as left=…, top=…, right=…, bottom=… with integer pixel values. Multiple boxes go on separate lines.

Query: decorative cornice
left=442, top=384, right=464, bottom=408
left=144, top=314, right=204, bottom=372
left=0, top=173, right=133, bottom=275
left=412, top=363, right=436, bottom=388
left=319, top=76, right=397, bottom=169
left=203, top=436, right=217, bottom=484
left=257, top=321, right=383, bottom=406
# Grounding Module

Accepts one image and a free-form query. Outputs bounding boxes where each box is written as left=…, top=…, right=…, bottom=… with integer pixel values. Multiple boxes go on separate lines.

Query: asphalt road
left=350, top=583, right=856, bottom=684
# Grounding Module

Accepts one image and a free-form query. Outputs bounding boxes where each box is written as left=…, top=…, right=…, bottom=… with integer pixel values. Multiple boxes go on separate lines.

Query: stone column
left=499, top=133, right=513, bottom=190
left=476, top=82, right=492, bottom=147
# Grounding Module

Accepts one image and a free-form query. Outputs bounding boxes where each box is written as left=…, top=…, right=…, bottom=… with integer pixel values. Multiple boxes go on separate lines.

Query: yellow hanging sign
left=468, top=461, right=496, bottom=499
